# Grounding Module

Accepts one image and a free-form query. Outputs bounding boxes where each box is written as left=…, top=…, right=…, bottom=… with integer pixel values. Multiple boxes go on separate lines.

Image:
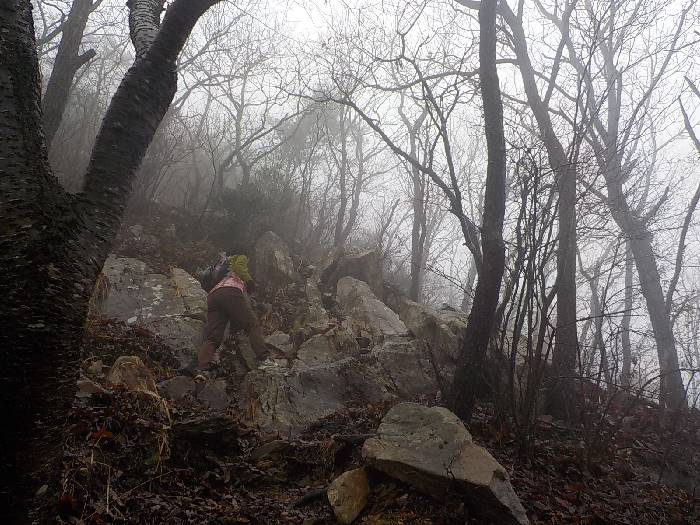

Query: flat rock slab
left=362, top=403, right=529, bottom=525
left=327, top=468, right=370, bottom=524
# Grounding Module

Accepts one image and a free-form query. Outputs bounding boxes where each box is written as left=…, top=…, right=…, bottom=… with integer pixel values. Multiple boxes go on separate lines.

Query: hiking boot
left=193, top=369, right=211, bottom=382
left=180, top=361, right=212, bottom=380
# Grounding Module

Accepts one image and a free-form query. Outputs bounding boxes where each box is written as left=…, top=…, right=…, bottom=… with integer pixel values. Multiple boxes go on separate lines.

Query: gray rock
left=295, top=328, right=360, bottom=367
left=362, top=403, right=529, bottom=525
left=240, top=358, right=393, bottom=436
left=93, top=255, right=206, bottom=359
left=236, top=334, right=259, bottom=371
left=370, top=339, right=440, bottom=398
left=254, top=231, right=299, bottom=288
left=266, top=331, right=291, bottom=346
left=249, top=439, right=289, bottom=460
left=266, top=331, right=295, bottom=359
left=142, top=315, right=205, bottom=356
left=131, top=273, right=185, bottom=320
left=290, top=279, right=331, bottom=344
left=327, top=468, right=370, bottom=524
left=171, top=267, right=207, bottom=321
left=318, top=248, right=384, bottom=299
left=399, top=298, right=467, bottom=364
left=158, top=376, right=195, bottom=401
left=336, top=277, right=408, bottom=341
left=97, top=256, right=152, bottom=322
left=197, top=379, right=229, bottom=411
left=304, top=279, right=331, bottom=331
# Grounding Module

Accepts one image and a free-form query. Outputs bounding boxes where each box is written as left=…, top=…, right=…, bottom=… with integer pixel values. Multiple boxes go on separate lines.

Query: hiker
left=193, top=254, right=269, bottom=374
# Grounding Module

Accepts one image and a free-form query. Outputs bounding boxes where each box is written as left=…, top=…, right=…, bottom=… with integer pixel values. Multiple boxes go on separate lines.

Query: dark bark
left=42, top=0, right=98, bottom=148
left=620, top=241, right=633, bottom=388
left=606, top=183, right=686, bottom=408
left=498, top=1, right=578, bottom=418
left=448, top=0, right=506, bottom=422
left=0, top=0, right=219, bottom=521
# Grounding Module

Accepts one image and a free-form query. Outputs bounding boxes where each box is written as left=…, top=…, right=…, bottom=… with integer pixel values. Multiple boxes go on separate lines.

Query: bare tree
left=41, top=0, right=102, bottom=147
left=0, top=0, right=220, bottom=519
left=537, top=0, right=695, bottom=408
left=448, top=0, right=507, bottom=421
left=456, top=0, right=582, bottom=417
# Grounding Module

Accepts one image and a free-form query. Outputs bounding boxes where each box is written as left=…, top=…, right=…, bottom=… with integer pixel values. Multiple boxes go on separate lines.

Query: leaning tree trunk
left=448, top=0, right=507, bottom=422
left=606, top=188, right=686, bottom=408
left=0, top=1, right=219, bottom=521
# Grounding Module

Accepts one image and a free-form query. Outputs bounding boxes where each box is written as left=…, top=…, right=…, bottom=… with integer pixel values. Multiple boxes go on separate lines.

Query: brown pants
left=197, top=287, right=267, bottom=368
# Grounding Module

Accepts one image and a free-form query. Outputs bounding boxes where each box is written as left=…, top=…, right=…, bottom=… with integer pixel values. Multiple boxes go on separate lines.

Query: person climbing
left=189, top=253, right=270, bottom=376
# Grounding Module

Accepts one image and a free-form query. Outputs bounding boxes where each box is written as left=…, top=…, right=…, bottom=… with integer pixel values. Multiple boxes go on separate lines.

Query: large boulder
left=336, top=277, right=408, bottom=341
left=254, top=231, right=299, bottom=288
left=362, top=403, right=529, bottom=525
left=240, top=358, right=393, bottom=436
left=398, top=298, right=468, bottom=367
left=295, top=328, right=360, bottom=367
left=93, top=255, right=206, bottom=360
left=318, top=247, right=384, bottom=299
left=142, top=315, right=206, bottom=356
left=370, top=339, right=440, bottom=398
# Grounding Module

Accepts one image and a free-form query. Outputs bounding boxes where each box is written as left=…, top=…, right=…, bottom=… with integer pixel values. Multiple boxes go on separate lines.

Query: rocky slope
left=65, top=226, right=700, bottom=524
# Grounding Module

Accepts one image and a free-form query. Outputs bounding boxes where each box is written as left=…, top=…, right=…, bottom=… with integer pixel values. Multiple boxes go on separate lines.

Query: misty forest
left=2, top=0, right=700, bottom=523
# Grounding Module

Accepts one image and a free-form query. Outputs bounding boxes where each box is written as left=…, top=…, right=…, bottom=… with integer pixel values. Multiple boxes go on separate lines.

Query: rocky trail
left=58, top=220, right=700, bottom=524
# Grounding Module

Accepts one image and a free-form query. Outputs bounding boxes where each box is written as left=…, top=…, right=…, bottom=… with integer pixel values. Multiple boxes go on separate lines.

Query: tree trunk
left=547, top=163, right=578, bottom=417
left=409, top=164, right=425, bottom=301
left=608, top=196, right=686, bottom=407
left=42, top=0, right=97, bottom=148
left=0, top=1, right=219, bottom=521
left=621, top=240, right=633, bottom=388
left=499, top=2, right=578, bottom=418
left=448, top=0, right=506, bottom=422
left=333, top=107, right=350, bottom=247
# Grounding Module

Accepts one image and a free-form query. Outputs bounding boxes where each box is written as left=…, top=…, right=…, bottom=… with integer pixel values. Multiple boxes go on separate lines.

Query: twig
left=121, top=468, right=189, bottom=499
